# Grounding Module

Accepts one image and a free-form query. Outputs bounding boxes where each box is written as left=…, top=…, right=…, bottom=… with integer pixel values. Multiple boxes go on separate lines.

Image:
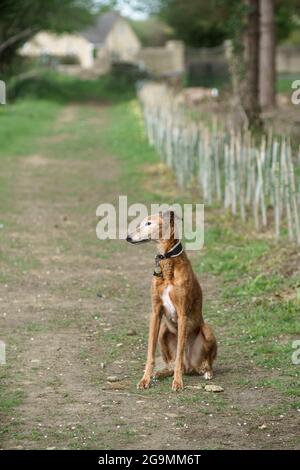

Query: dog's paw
left=204, top=371, right=213, bottom=380
left=137, top=377, right=151, bottom=390
left=172, top=377, right=184, bottom=391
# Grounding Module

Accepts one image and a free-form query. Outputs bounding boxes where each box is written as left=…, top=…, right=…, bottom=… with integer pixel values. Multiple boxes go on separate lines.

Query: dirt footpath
left=0, top=103, right=298, bottom=450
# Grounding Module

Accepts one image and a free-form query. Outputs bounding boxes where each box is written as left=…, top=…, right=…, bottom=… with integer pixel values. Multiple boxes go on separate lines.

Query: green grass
left=0, top=99, right=60, bottom=157
left=7, top=70, right=135, bottom=104
left=102, top=100, right=161, bottom=201
left=196, top=220, right=300, bottom=399
left=200, top=225, right=271, bottom=281
left=0, top=368, right=25, bottom=430
left=0, top=99, right=61, bottom=214
left=0, top=387, right=24, bottom=412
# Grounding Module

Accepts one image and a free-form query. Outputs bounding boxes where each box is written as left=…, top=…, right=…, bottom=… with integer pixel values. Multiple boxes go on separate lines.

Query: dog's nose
left=126, top=235, right=132, bottom=242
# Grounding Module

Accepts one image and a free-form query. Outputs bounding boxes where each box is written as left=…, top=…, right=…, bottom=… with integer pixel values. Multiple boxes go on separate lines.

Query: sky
left=118, top=1, right=148, bottom=19
left=97, top=0, right=148, bottom=20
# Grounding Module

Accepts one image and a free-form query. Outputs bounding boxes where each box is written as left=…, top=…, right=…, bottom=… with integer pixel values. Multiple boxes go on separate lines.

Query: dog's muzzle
left=126, top=235, right=150, bottom=244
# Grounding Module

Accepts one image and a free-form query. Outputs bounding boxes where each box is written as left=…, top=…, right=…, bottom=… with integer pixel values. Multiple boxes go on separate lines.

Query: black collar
left=156, top=240, right=183, bottom=260
left=153, top=241, right=183, bottom=276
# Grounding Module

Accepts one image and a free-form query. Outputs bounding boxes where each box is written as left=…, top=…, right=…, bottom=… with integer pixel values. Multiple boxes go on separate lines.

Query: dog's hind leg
left=199, top=323, right=217, bottom=379
left=189, top=323, right=217, bottom=379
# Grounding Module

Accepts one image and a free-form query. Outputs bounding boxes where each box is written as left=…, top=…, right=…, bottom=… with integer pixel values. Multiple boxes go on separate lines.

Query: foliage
left=275, top=0, right=300, bottom=42
left=0, top=0, right=95, bottom=72
left=129, top=16, right=172, bottom=46
left=6, top=70, right=135, bottom=103
left=154, top=0, right=239, bottom=47
left=282, top=27, right=300, bottom=45
left=133, top=0, right=300, bottom=47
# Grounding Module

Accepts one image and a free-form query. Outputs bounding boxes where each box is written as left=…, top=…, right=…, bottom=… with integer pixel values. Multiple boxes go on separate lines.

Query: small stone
left=259, top=423, right=267, bottom=430
left=165, top=412, right=179, bottom=418
left=204, top=384, right=224, bottom=393
left=106, top=376, right=120, bottom=382
left=100, top=362, right=106, bottom=369
left=127, top=329, right=137, bottom=336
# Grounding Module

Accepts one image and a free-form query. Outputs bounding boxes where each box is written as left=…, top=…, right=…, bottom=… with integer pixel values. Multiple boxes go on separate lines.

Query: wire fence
left=138, top=82, right=300, bottom=245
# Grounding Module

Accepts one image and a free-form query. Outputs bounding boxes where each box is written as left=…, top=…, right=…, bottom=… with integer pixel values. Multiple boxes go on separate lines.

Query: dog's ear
left=162, top=209, right=175, bottom=225
left=162, top=209, right=183, bottom=222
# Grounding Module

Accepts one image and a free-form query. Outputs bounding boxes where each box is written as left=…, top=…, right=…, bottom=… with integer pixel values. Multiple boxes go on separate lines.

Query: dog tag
left=154, top=264, right=162, bottom=275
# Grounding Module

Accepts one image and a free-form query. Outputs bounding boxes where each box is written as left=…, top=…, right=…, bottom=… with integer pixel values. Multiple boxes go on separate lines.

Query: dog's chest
left=161, top=285, right=177, bottom=322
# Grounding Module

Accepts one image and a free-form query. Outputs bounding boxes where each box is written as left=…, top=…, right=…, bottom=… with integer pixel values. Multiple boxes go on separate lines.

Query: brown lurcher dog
left=126, top=210, right=217, bottom=391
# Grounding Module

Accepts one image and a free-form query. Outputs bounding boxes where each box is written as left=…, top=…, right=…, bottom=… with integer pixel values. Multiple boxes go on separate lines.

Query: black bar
left=0, top=450, right=297, bottom=467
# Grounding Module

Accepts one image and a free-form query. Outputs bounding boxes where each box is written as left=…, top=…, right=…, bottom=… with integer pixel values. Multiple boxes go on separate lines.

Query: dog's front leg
left=172, top=311, right=187, bottom=391
left=137, top=306, right=162, bottom=390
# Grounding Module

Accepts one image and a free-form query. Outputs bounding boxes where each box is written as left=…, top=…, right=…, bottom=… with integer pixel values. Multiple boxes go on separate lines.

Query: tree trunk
left=242, top=0, right=261, bottom=128
left=259, top=0, right=276, bottom=109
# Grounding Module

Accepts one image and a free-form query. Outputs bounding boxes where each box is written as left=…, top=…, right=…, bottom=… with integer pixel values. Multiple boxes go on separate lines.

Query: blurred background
left=1, top=1, right=300, bottom=107
left=1, top=1, right=300, bottom=125
left=1, top=1, right=300, bottom=105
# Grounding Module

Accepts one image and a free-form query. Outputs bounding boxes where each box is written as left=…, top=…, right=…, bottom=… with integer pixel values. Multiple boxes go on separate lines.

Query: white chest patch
left=161, top=285, right=176, bottom=320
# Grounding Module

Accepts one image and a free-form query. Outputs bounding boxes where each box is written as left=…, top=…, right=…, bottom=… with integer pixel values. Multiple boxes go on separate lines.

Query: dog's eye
left=146, top=221, right=151, bottom=226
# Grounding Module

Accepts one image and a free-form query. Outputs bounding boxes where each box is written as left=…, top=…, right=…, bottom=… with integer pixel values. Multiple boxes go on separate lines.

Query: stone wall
left=138, top=40, right=185, bottom=76
left=20, top=32, right=94, bottom=69
left=277, top=46, right=300, bottom=74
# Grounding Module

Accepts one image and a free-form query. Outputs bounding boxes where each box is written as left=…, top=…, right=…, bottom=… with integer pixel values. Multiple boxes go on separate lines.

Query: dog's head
left=126, top=210, right=178, bottom=244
